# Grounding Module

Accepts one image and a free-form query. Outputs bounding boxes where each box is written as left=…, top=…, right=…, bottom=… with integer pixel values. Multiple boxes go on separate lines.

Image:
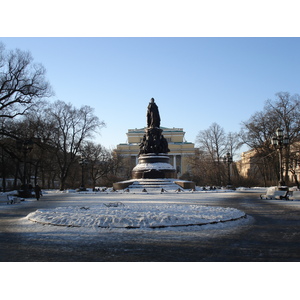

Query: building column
left=176, top=155, right=182, bottom=176
left=177, top=155, right=182, bottom=172
left=173, top=155, right=176, bottom=170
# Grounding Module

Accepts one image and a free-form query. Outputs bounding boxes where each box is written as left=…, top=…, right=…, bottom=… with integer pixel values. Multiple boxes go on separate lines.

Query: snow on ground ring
left=26, top=203, right=247, bottom=229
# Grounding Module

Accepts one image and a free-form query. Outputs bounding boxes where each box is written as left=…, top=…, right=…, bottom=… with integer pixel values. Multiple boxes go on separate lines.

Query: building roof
left=128, top=127, right=184, bottom=133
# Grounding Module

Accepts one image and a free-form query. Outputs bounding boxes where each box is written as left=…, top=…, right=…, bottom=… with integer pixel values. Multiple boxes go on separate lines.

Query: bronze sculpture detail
left=147, top=98, right=161, bottom=128
left=139, top=98, right=170, bottom=155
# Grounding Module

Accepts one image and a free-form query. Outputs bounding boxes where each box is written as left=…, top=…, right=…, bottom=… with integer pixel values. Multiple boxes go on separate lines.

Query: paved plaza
left=1, top=189, right=300, bottom=262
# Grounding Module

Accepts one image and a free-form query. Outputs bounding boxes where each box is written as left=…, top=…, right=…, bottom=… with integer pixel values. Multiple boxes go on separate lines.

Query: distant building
left=236, top=149, right=258, bottom=178
left=236, top=143, right=300, bottom=185
left=115, top=127, right=196, bottom=177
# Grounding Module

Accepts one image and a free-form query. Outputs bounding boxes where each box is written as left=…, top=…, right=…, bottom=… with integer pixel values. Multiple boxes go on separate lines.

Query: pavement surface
left=1, top=190, right=300, bottom=262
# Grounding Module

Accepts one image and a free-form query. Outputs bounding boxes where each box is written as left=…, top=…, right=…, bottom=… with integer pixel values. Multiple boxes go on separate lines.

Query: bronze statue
left=147, top=98, right=160, bottom=128
left=139, top=98, right=169, bottom=155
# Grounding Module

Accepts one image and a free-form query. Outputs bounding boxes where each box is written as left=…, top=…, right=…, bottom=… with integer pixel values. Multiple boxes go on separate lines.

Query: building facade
left=236, top=144, right=300, bottom=186
left=115, top=127, right=196, bottom=177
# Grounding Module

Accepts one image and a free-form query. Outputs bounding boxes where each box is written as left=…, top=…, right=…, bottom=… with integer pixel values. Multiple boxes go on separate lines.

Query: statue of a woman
left=147, top=98, right=160, bottom=128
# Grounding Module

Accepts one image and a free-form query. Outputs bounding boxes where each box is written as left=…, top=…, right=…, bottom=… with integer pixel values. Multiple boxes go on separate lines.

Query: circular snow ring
left=27, top=203, right=246, bottom=229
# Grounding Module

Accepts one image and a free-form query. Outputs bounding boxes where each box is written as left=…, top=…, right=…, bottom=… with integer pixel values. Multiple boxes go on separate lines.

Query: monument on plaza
left=131, top=98, right=176, bottom=179
left=113, top=98, right=195, bottom=190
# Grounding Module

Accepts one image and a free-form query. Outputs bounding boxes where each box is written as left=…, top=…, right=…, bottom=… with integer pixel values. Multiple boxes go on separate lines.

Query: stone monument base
left=131, top=153, right=176, bottom=179
left=112, top=178, right=195, bottom=191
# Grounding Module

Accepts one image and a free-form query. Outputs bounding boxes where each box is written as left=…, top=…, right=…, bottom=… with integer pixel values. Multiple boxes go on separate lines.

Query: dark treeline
left=186, top=92, right=300, bottom=188
left=0, top=42, right=130, bottom=191
left=0, top=97, right=133, bottom=191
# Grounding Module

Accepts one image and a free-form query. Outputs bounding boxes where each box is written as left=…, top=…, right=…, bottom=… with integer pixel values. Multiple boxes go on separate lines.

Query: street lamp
left=16, top=138, right=34, bottom=197
left=271, top=128, right=289, bottom=187
left=223, top=152, right=233, bottom=188
left=79, top=156, right=88, bottom=191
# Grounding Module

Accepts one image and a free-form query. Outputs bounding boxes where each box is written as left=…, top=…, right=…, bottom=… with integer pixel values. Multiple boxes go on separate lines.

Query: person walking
left=34, top=184, right=42, bottom=201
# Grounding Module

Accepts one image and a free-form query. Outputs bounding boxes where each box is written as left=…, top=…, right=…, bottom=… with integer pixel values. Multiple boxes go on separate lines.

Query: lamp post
left=271, top=128, right=289, bottom=187
left=16, top=139, right=34, bottom=197
left=79, top=156, right=88, bottom=191
left=223, top=152, right=233, bottom=188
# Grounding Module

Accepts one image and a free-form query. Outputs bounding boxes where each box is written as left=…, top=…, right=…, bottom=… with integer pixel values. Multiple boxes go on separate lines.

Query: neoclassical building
left=236, top=143, right=300, bottom=185
left=115, top=127, right=196, bottom=177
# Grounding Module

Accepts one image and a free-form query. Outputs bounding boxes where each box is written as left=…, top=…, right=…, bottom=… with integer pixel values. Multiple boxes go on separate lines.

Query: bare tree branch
left=0, top=43, right=53, bottom=118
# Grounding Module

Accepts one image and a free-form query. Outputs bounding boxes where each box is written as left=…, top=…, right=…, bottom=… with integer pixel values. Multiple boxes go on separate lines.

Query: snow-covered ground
left=21, top=187, right=254, bottom=230
left=1, top=186, right=297, bottom=299
left=1, top=187, right=260, bottom=230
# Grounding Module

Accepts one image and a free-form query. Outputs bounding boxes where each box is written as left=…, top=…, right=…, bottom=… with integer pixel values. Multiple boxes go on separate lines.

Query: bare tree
left=80, top=142, right=114, bottom=188
left=226, top=132, right=243, bottom=157
left=184, top=149, right=214, bottom=186
left=197, top=123, right=226, bottom=158
left=196, top=123, right=228, bottom=186
left=0, top=100, right=105, bottom=190
left=266, top=92, right=300, bottom=183
left=45, top=100, right=105, bottom=190
left=0, top=103, right=58, bottom=189
left=0, top=43, right=53, bottom=119
left=240, top=92, right=300, bottom=185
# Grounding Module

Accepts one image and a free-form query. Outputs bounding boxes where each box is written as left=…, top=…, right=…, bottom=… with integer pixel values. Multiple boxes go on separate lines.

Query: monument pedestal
left=132, top=153, right=176, bottom=179
left=113, top=98, right=195, bottom=191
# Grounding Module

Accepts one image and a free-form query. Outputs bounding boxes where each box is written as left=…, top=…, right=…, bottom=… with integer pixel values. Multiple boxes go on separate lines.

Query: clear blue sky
left=1, top=37, right=300, bottom=153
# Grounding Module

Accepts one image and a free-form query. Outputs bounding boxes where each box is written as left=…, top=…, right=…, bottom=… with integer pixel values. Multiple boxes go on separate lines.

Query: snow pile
left=27, top=202, right=246, bottom=229
left=132, top=162, right=175, bottom=171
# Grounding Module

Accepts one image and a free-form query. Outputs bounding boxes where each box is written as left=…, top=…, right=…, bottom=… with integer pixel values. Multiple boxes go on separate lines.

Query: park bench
left=6, top=195, right=21, bottom=204
left=260, top=188, right=290, bottom=200
left=289, top=191, right=300, bottom=201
